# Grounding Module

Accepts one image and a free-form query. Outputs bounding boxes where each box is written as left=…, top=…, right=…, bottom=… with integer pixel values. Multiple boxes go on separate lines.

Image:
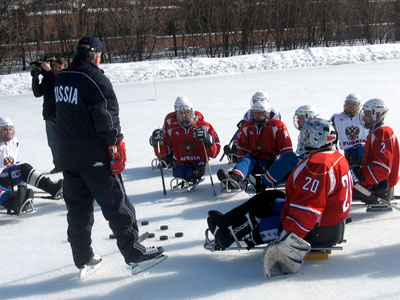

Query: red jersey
left=281, top=150, right=352, bottom=238
left=163, top=111, right=204, bottom=131
left=360, top=125, right=400, bottom=191
left=158, top=120, right=220, bottom=166
left=235, top=119, right=292, bottom=161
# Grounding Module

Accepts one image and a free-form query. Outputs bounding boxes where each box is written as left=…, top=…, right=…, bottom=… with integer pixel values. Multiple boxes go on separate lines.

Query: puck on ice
left=175, top=232, right=184, bottom=238
left=109, top=233, right=116, bottom=239
left=148, top=232, right=155, bottom=238
left=141, top=220, right=149, bottom=226
left=160, top=235, right=168, bottom=240
left=160, top=225, right=168, bottom=230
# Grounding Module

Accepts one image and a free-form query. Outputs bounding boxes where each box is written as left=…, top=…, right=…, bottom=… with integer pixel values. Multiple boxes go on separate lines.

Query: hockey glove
left=3, top=156, right=14, bottom=168
left=108, top=139, right=127, bottom=175
left=262, top=230, right=311, bottom=279
left=236, top=119, right=245, bottom=129
left=150, top=129, right=165, bottom=147
left=350, top=166, right=363, bottom=184
left=193, top=127, right=214, bottom=147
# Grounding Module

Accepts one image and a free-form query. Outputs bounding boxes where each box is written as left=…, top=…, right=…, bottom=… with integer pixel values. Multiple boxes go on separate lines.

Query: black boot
left=3, top=186, right=27, bottom=215
left=207, top=209, right=256, bottom=249
left=38, top=177, right=63, bottom=199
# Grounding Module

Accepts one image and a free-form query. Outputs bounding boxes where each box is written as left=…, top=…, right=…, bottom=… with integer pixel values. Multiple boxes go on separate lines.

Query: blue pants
left=263, top=152, right=300, bottom=186
left=233, top=156, right=274, bottom=179
left=173, top=162, right=205, bottom=182
left=0, top=185, right=10, bottom=206
left=0, top=164, right=23, bottom=187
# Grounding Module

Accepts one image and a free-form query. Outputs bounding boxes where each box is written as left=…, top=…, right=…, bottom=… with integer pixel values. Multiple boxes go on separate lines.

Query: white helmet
left=174, top=96, right=195, bottom=128
left=0, top=117, right=13, bottom=128
left=174, top=96, right=193, bottom=112
left=298, top=118, right=337, bottom=151
left=0, top=117, right=15, bottom=142
left=360, top=98, right=388, bottom=129
left=251, top=99, right=271, bottom=114
left=344, top=93, right=362, bottom=117
left=250, top=91, right=269, bottom=106
left=293, top=104, right=319, bottom=130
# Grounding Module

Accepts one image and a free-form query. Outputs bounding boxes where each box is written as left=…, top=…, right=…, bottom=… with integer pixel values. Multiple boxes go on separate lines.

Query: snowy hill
left=1, top=44, right=400, bottom=300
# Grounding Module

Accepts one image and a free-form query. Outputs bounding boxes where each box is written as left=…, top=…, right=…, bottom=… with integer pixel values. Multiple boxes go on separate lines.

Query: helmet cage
left=298, top=118, right=337, bottom=151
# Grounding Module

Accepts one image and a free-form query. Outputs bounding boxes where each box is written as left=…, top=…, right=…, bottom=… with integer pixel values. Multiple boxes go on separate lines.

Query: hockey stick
left=202, top=142, right=217, bottom=196
left=157, top=140, right=167, bottom=195
left=354, top=183, right=400, bottom=212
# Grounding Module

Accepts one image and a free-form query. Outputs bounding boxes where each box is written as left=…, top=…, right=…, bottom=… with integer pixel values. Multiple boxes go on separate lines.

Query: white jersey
left=0, top=137, right=20, bottom=172
left=330, top=112, right=368, bottom=150
left=243, top=107, right=281, bottom=121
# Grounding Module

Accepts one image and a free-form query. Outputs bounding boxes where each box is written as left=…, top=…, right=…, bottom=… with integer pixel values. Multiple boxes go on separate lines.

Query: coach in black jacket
left=55, top=36, right=165, bottom=273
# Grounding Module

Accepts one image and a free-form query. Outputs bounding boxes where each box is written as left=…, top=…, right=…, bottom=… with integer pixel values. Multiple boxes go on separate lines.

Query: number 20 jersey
left=281, top=149, right=352, bottom=238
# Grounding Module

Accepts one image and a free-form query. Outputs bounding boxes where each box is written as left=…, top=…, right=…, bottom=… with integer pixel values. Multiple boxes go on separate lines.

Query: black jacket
left=32, top=70, right=57, bottom=120
left=54, top=57, right=123, bottom=170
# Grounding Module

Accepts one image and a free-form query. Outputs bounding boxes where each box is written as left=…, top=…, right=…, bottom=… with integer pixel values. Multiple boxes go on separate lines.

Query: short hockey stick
left=157, top=140, right=167, bottom=195
left=202, top=142, right=217, bottom=196
left=354, top=183, right=400, bottom=212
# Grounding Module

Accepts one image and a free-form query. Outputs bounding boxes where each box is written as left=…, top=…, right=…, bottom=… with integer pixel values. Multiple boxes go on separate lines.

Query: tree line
left=1, top=0, right=400, bottom=74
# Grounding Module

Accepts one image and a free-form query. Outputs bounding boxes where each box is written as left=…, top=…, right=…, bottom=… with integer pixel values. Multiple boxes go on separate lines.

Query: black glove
left=150, top=129, right=165, bottom=147
left=193, top=127, right=214, bottom=147
left=30, top=66, right=41, bottom=78
left=236, top=119, right=245, bottom=129
left=350, top=166, right=363, bottom=184
left=344, top=144, right=364, bottom=167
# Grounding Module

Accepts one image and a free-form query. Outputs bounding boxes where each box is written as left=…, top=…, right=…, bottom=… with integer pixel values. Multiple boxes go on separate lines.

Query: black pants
left=63, top=167, right=140, bottom=267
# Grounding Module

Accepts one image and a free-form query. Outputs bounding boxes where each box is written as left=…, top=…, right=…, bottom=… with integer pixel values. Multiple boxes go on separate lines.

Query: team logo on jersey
left=345, top=125, right=360, bottom=140
left=181, top=140, right=196, bottom=155
left=253, top=140, right=266, bottom=152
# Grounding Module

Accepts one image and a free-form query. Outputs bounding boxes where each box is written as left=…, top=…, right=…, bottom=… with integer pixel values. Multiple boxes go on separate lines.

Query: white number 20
left=303, top=176, right=320, bottom=193
left=341, top=172, right=352, bottom=213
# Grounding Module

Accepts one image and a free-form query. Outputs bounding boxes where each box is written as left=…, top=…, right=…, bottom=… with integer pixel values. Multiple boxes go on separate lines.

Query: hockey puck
left=160, top=225, right=169, bottom=230
left=148, top=232, right=155, bottom=238
left=175, top=232, right=184, bottom=238
left=160, top=235, right=168, bottom=240
left=141, top=220, right=149, bottom=226
left=109, top=233, right=116, bottom=239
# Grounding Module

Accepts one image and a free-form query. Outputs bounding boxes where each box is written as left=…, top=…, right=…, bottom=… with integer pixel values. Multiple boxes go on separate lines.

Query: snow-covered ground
left=1, top=44, right=400, bottom=300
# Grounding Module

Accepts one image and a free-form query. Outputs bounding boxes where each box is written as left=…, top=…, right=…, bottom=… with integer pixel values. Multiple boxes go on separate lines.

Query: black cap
left=77, top=36, right=103, bottom=52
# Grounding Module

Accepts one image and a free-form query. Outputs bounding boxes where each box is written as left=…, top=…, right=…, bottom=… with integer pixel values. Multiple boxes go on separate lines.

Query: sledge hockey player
left=150, top=96, right=205, bottom=169
left=351, top=98, right=399, bottom=206
left=206, top=118, right=352, bottom=279
left=150, top=96, right=220, bottom=191
left=0, top=117, right=63, bottom=199
left=330, top=93, right=368, bottom=161
left=222, top=91, right=281, bottom=163
left=262, top=104, right=319, bottom=187
left=0, top=184, right=34, bottom=215
left=55, top=36, right=166, bottom=277
left=217, top=99, right=292, bottom=192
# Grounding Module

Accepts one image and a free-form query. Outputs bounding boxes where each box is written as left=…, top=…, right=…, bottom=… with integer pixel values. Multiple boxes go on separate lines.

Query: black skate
left=20, top=188, right=35, bottom=214
left=217, top=169, right=241, bottom=193
left=47, top=179, right=63, bottom=200
left=223, top=145, right=238, bottom=164
left=78, top=255, right=102, bottom=279
left=129, top=246, right=167, bottom=275
left=3, top=186, right=35, bottom=215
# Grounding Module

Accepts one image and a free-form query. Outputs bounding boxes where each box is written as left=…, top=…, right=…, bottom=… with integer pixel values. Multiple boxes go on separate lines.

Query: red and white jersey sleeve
left=360, top=125, right=400, bottom=190
left=158, top=120, right=220, bottom=165
left=235, top=119, right=292, bottom=160
left=281, top=150, right=352, bottom=238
